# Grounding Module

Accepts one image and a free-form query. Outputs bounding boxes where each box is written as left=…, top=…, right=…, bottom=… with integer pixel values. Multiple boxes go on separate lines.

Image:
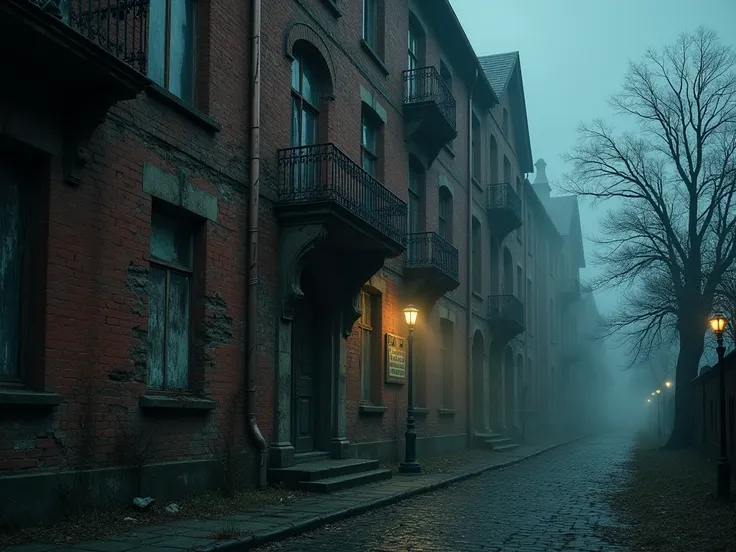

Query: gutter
left=466, top=68, right=479, bottom=448
left=246, top=0, right=267, bottom=488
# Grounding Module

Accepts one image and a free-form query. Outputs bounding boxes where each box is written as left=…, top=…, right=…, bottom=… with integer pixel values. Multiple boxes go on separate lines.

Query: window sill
left=412, top=406, right=430, bottom=417
left=321, top=0, right=342, bottom=17
left=145, top=84, right=221, bottom=134
left=443, top=144, right=456, bottom=158
left=472, top=177, right=483, bottom=192
left=360, top=40, right=389, bottom=76
left=472, top=291, right=484, bottom=301
left=0, top=389, right=62, bottom=408
left=139, top=394, right=216, bottom=412
left=359, top=404, right=387, bottom=416
left=438, top=407, right=456, bottom=417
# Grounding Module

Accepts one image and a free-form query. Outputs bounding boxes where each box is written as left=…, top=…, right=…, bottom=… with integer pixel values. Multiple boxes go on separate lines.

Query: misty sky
left=450, top=0, right=736, bottom=318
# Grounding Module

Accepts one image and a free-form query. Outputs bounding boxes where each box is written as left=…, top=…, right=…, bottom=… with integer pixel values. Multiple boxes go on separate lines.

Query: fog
left=450, top=0, right=736, bottom=435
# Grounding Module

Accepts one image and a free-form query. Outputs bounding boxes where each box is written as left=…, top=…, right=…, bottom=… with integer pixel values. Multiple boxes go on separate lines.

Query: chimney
left=533, top=158, right=551, bottom=199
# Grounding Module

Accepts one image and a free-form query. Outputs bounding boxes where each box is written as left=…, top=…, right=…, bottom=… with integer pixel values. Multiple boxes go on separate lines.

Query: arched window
left=438, top=187, right=453, bottom=243
left=291, top=47, right=322, bottom=148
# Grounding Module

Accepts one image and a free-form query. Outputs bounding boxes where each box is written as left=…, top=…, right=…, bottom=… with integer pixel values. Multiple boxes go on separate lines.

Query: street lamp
left=400, top=305, right=421, bottom=474
left=709, top=314, right=730, bottom=501
left=665, top=381, right=672, bottom=388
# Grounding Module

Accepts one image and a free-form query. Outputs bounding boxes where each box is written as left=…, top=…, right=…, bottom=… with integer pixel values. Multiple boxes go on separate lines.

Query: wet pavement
left=257, top=434, right=633, bottom=552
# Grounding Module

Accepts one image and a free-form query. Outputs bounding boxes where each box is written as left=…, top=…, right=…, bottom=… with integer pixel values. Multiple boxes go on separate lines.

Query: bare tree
left=563, top=27, right=736, bottom=448
left=714, top=268, right=736, bottom=345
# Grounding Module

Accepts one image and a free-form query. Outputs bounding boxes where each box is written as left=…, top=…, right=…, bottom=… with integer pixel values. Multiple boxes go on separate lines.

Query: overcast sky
left=450, top=0, right=736, bottom=319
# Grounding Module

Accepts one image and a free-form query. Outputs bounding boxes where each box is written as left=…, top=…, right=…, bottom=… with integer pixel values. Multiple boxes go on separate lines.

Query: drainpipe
left=466, top=68, right=479, bottom=449
left=247, top=0, right=267, bottom=488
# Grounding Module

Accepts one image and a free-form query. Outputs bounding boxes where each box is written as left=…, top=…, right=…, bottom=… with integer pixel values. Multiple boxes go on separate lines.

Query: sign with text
left=384, top=333, right=407, bottom=384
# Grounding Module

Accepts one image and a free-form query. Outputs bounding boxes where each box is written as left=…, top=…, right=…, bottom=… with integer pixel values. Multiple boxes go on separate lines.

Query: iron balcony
left=404, top=232, right=460, bottom=300
left=403, top=66, right=458, bottom=164
left=276, top=143, right=408, bottom=256
left=488, top=294, right=525, bottom=339
left=487, top=183, right=523, bottom=240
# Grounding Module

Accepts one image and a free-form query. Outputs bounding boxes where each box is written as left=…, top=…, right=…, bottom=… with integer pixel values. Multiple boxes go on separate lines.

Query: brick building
left=0, top=0, right=594, bottom=523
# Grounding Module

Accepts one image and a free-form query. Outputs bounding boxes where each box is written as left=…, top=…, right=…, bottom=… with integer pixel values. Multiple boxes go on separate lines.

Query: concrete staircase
left=268, top=453, right=392, bottom=493
left=473, top=431, right=521, bottom=453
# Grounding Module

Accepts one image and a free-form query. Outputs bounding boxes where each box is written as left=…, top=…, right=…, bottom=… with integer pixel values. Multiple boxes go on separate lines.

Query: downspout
left=247, top=0, right=267, bottom=488
left=466, top=68, right=479, bottom=449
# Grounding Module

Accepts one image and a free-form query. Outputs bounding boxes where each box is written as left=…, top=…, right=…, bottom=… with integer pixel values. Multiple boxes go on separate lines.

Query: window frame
left=147, top=211, right=197, bottom=391
left=471, top=218, right=482, bottom=294
left=147, top=0, right=198, bottom=103
left=361, top=111, right=379, bottom=177
left=471, top=114, right=481, bottom=181
left=362, top=0, right=378, bottom=51
left=440, top=319, right=454, bottom=407
left=438, top=187, right=452, bottom=242
left=291, top=50, right=321, bottom=148
left=359, top=290, right=374, bottom=402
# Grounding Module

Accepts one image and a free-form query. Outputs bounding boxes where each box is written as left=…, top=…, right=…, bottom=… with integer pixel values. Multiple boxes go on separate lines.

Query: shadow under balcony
left=487, top=184, right=523, bottom=240
left=403, top=66, right=458, bottom=165
left=404, top=232, right=460, bottom=304
left=276, top=143, right=408, bottom=258
left=488, top=294, right=525, bottom=341
left=0, top=0, right=151, bottom=182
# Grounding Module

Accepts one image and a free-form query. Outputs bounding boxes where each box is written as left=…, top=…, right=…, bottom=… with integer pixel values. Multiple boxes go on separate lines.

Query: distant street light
left=665, top=381, right=672, bottom=388
left=400, top=305, right=420, bottom=474
left=708, top=314, right=730, bottom=501
left=647, top=398, right=651, bottom=403
left=656, top=389, right=661, bottom=394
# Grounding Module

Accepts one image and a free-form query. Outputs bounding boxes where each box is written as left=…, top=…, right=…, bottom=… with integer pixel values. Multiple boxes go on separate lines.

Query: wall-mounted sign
left=385, top=333, right=406, bottom=384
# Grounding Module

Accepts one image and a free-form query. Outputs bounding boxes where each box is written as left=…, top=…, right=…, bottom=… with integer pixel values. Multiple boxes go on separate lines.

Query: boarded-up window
left=148, top=212, right=193, bottom=389
left=0, top=169, right=24, bottom=381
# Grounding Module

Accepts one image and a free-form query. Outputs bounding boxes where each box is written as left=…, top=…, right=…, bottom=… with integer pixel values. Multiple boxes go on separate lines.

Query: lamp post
left=655, top=389, right=662, bottom=441
left=709, top=314, right=730, bottom=501
left=400, top=305, right=421, bottom=474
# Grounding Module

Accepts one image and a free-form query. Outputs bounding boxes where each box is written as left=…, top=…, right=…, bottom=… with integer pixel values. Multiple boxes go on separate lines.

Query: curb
left=201, top=435, right=589, bottom=552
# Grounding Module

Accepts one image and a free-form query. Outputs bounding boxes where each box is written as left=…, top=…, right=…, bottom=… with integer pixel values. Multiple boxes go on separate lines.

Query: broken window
left=148, top=211, right=194, bottom=389
left=0, top=167, right=24, bottom=381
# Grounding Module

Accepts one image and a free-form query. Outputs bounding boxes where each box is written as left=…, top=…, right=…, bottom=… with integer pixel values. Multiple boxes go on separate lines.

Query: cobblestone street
left=258, top=435, right=633, bottom=552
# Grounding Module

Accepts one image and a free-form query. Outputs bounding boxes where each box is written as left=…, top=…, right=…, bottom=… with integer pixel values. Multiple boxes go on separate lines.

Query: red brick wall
left=1, top=0, right=253, bottom=475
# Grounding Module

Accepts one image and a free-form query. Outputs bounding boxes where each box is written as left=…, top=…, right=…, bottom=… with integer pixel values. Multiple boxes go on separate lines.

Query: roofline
left=441, top=0, right=500, bottom=106
left=524, top=178, right=563, bottom=245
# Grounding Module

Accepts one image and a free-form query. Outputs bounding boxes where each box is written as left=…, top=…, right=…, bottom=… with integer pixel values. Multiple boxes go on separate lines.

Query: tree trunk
left=664, top=319, right=705, bottom=449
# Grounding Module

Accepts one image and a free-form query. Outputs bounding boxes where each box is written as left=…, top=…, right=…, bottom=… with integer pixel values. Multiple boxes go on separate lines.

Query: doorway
left=472, top=331, right=486, bottom=431
left=504, top=347, right=515, bottom=428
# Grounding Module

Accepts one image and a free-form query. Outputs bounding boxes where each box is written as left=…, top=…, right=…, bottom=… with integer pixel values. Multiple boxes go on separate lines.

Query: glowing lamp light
left=651, top=392, right=656, bottom=396
left=647, top=398, right=651, bottom=403
left=656, top=389, right=661, bottom=394
left=709, top=314, right=728, bottom=336
left=403, top=305, right=419, bottom=329
left=665, top=381, right=672, bottom=388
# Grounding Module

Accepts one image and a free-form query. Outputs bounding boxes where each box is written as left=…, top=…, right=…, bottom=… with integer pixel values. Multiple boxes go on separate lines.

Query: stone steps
left=492, top=443, right=521, bottom=452
left=268, top=457, right=391, bottom=493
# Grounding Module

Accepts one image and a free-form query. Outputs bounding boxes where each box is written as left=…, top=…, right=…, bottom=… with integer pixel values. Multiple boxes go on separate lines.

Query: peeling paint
left=202, top=293, right=233, bottom=347
left=125, top=264, right=149, bottom=316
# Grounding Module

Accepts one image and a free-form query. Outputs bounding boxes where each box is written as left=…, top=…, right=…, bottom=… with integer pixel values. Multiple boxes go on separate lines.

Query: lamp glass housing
left=709, top=314, right=728, bottom=335
left=403, top=305, right=419, bottom=328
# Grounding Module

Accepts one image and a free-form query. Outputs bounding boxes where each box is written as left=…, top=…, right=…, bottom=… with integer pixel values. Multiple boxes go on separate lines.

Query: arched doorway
left=504, top=346, right=515, bottom=429
left=472, top=331, right=486, bottom=432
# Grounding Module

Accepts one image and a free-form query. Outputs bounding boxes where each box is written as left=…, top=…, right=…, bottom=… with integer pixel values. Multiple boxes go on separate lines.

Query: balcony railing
left=488, top=294, right=525, bottom=327
left=30, top=0, right=149, bottom=74
left=277, top=143, right=408, bottom=247
left=403, top=66, right=456, bottom=132
left=405, top=232, right=459, bottom=281
left=488, top=183, right=522, bottom=221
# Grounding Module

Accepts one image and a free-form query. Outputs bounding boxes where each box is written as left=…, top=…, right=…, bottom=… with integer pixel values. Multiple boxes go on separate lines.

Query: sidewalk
left=5, top=436, right=586, bottom=552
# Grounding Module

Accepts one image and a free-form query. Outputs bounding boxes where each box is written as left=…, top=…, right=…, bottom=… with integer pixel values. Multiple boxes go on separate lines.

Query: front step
left=269, top=457, right=390, bottom=493
left=485, top=436, right=512, bottom=448
left=300, top=468, right=392, bottom=493
left=473, top=431, right=504, bottom=448
left=493, top=443, right=521, bottom=453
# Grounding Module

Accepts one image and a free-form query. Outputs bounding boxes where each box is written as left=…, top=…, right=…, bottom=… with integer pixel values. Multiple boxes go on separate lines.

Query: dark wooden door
left=293, top=299, right=316, bottom=453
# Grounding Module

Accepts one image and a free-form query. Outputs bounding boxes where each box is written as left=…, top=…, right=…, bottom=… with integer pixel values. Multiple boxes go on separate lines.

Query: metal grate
left=277, top=143, right=408, bottom=247
left=488, top=184, right=522, bottom=221
left=30, top=0, right=149, bottom=74
left=403, top=66, right=457, bottom=132
left=405, top=232, right=459, bottom=281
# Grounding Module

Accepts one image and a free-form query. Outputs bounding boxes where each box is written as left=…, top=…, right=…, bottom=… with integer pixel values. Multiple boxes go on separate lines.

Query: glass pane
left=291, top=56, right=301, bottom=92
left=408, top=194, right=419, bottom=233
left=150, top=213, right=192, bottom=268
left=361, top=329, right=371, bottom=400
left=362, top=153, right=376, bottom=178
left=362, top=119, right=376, bottom=152
left=0, top=176, right=23, bottom=379
left=168, top=0, right=195, bottom=102
left=147, top=0, right=167, bottom=87
left=438, top=218, right=446, bottom=240
left=302, top=109, right=318, bottom=147
left=290, top=99, right=300, bottom=148
left=147, top=267, right=166, bottom=388
left=166, top=272, right=190, bottom=388
left=302, top=61, right=320, bottom=107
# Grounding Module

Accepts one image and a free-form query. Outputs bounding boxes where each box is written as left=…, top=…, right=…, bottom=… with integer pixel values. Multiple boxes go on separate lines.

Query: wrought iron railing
left=277, top=143, right=408, bottom=247
left=30, top=0, right=149, bottom=74
left=405, top=232, right=459, bottom=281
left=488, top=183, right=522, bottom=221
left=488, top=294, right=525, bottom=327
left=403, top=66, right=457, bottom=132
